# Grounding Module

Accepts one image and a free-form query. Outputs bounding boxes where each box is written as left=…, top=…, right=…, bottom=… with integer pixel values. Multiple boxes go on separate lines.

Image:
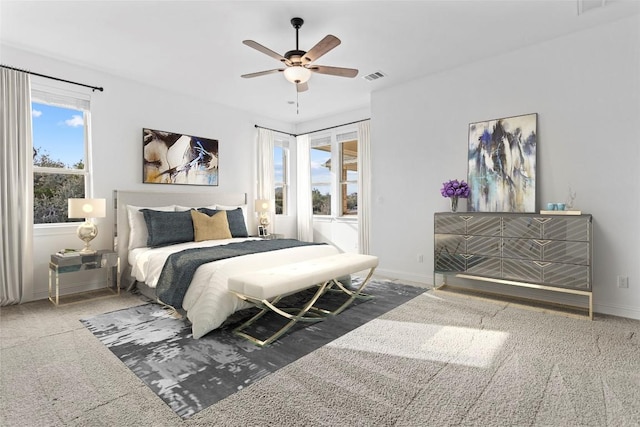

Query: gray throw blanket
left=156, top=239, right=324, bottom=308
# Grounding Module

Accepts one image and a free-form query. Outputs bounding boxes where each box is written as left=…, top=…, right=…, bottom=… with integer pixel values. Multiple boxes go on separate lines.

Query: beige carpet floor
left=1, top=285, right=639, bottom=426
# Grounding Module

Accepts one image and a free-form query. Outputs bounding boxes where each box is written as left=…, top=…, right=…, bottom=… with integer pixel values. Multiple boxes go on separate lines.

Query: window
left=31, top=89, right=91, bottom=224
left=339, top=136, right=358, bottom=216
left=274, top=138, right=289, bottom=215
left=310, top=129, right=358, bottom=217
left=310, top=136, right=332, bottom=215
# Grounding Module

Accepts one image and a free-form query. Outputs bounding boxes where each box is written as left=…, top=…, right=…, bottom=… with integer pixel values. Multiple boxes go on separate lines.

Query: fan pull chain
left=296, top=89, right=300, bottom=115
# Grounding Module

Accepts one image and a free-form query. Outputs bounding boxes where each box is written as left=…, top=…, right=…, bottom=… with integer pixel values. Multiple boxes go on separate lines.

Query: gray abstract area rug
left=80, top=279, right=424, bottom=419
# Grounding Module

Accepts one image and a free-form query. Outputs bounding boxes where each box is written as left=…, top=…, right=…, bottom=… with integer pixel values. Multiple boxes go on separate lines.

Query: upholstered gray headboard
left=113, top=189, right=247, bottom=288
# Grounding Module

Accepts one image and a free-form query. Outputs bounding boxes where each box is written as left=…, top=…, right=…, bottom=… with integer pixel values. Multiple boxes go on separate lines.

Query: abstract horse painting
left=467, top=113, right=537, bottom=212
left=143, top=128, right=219, bottom=186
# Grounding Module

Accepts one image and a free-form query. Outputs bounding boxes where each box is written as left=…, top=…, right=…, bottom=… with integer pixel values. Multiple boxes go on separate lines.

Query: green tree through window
left=274, top=142, right=288, bottom=215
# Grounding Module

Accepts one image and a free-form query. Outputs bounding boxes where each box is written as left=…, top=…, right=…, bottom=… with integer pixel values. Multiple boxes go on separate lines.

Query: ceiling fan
left=241, top=17, right=358, bottom=93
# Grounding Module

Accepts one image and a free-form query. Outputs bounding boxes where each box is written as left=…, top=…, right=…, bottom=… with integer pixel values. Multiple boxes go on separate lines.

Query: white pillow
left=174, top=205, right=216, bottom=212
left=126, top=204, right=175, bottom=249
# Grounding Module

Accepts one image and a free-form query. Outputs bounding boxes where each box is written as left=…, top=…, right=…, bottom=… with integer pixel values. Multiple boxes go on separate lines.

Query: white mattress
left=129, top=238, right=340, bottom=338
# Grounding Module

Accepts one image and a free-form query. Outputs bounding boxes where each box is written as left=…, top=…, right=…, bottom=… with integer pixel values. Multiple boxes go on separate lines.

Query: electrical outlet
left=617, top=275, right=629, bottom=288
left=417, top=254, right=424, bottom=263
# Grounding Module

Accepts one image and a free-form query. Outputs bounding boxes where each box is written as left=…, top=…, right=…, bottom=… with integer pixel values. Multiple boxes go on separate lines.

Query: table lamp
left=254, top=199, right=274, bottom=235
left=68, top=198, right=106, bottom=254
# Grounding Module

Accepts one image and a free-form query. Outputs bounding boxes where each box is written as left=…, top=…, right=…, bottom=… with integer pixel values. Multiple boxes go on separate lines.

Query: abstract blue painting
left=467, top=113, right=537, bottom=212
left=143, top=128, right=219, bottom=186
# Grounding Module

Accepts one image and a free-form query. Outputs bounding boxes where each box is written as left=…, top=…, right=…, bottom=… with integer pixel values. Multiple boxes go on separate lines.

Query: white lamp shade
left=283, top=66, right=311, bottom=84
left=68, top=198, right=106, bottom=219
left=254, top=199, right=274, bottom=213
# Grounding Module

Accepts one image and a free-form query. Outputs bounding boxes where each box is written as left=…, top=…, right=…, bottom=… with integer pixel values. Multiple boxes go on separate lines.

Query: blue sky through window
left=311, top=147, right=331, bottom=191
left=31, top=102, right=84, bottom=167
left=274, top=146, right=284, bottom=183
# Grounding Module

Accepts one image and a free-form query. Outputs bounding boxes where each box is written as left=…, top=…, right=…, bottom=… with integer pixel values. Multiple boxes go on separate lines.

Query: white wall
left=370, top=15, right=640, bottom=319
left=295, top=107, right=370, bottom=136
left=2, top=45, right=294, bottom=301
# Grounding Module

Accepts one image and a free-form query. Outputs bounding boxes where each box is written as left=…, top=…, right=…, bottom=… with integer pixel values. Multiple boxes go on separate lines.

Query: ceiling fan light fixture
left=242, top=17, right=357, bottom=100
left=284, top=66, right=311, bottom=84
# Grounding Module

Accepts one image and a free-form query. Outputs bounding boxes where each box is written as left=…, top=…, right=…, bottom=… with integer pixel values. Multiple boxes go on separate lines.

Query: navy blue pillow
left=198, top=207, right=248, bottom=238
left=141, top=209, right=194, bottom=247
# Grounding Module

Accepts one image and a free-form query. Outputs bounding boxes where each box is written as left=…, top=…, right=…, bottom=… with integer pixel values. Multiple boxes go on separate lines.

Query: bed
left=114, top=190, right=341, bottom=338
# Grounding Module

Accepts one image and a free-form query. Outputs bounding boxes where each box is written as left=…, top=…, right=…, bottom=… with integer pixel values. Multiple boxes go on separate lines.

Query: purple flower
left=440, top=179, right=469, bottom=199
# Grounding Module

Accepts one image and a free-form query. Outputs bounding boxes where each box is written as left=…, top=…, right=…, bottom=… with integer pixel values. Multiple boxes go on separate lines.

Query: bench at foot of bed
left=227, top=253, right=379, bottom=347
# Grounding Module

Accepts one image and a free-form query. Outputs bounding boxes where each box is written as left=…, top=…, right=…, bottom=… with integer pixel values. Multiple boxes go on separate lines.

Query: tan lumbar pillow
left=191, top=209, right=232, bottom=242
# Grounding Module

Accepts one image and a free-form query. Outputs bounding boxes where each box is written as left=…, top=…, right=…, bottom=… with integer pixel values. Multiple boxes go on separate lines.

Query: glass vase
left=450, top=196, right=459, bottom=212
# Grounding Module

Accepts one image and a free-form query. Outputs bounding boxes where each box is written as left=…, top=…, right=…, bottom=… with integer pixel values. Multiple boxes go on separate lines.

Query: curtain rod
left=253, top=125, right=296, bottom=137
left=1, top=64, right=104, bottom=92
left=255, top=118, right=370, bottom=138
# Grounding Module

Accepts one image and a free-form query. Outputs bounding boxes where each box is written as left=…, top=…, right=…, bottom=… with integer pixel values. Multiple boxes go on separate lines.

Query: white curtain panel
left=357, top=120, right=372, bottom=255
left=84, top=110, right=94, bottom=193
left=296, top=134, right=313, bottom=242
left=0, top=68, right=34, bottom=305
left=256, top=128, right=275, bottom=232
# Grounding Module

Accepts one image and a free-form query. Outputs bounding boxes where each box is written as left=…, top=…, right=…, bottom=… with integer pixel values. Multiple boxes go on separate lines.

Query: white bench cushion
left=228, top=253, right=379, bottom=301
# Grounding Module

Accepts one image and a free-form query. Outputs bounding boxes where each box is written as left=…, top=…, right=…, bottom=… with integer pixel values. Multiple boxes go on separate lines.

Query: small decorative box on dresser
left=434, top=212, right=593, bottom=318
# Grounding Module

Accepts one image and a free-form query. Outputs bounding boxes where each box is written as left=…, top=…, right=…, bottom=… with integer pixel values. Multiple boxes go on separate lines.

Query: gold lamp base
left=77, top=221, right=98, bottom=254
left=259, top=214, right=270, bottom=236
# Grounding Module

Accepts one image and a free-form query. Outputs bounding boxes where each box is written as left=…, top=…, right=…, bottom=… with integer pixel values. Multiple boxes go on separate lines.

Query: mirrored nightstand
left=262, top=233, right=284, bottom=240
left=48, top=250, right=120, bottom=305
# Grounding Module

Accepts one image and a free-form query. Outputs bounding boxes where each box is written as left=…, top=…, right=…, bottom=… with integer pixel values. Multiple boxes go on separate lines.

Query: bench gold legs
left=232, top=280, right=330, bottom=347
left=312, top=268, right=376, bottom=316
left=231, top=268, right=376, bottom=347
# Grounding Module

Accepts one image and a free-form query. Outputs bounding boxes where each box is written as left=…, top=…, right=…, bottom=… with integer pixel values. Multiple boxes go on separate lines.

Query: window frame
left=309, top=135, right=333, bottom=217
left=273, top=137, right=290, bottom=216
left=31, top=84, right=93, bottom=227
left=309, top=126, right=359, bottom=218
left=339, top=136, right=358, bottom=217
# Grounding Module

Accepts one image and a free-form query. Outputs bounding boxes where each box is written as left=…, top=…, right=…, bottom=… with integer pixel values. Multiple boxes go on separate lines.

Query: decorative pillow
left=141, top=209, right=195, bottom=247
left=216, top=204, right=248, bottom=225
left=191, top=210, right=232, bottom=242
left=199, top=207, right=248, bottom=238
left=126, top=204, right=175, bottom=249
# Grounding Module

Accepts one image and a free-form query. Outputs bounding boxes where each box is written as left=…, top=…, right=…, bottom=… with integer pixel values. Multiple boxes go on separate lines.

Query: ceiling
left=1, top=1, right=638, bottom=124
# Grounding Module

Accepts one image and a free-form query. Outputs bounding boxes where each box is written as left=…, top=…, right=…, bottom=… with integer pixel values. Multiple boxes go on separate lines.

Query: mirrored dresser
left=434, top=212, right=593, bottom=318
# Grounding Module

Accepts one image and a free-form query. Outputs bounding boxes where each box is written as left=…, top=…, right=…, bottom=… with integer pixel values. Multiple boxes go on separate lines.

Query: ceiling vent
left=363, top=71, right=387, bottom=82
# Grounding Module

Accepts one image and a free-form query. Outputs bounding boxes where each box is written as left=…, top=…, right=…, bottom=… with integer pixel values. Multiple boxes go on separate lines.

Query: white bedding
left=130, top=238, right=340, bottom=339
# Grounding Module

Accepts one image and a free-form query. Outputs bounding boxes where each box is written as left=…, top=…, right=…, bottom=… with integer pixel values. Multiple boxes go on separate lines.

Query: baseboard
left=593, top=302, right=640, bottom=320
left=372, top=270, right=639, bottom=320
left=374, top=268, right=431, bottom=286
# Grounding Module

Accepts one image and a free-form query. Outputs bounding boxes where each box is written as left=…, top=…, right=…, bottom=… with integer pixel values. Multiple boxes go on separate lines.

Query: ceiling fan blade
left=243, top=40, right=292, bottom=66
left=309, top=65, right=358, bottom=78
left=296, top=82, right=309, bottom=93
left=241, top=69, right=284, bottom=78
left=302, top=35, right=341, bottom=63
